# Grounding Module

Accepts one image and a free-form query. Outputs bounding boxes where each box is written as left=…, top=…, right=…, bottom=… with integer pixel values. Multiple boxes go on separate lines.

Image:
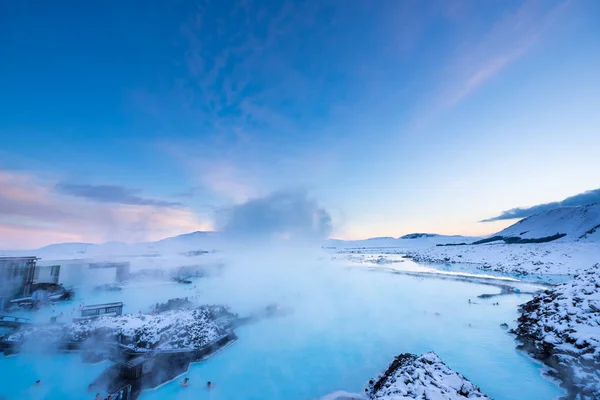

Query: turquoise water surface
left=0, top=260, right=564, bottom=400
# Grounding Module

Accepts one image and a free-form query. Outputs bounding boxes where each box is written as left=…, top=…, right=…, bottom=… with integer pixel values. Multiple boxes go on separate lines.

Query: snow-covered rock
left=365, top=351, right=491, bottom=399
left=514, top=265, right=600, bottom=399
left=6, top=305, right=235, bottom=352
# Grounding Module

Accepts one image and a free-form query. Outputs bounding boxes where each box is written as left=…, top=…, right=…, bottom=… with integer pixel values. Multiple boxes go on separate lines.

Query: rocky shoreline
left=512, top=265, right=600, bottom=399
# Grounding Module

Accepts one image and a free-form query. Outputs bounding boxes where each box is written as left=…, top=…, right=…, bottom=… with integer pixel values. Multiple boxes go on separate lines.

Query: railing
left=0, top=315, right=30, bottom=324
left=110, top=384, right=132, bottom=400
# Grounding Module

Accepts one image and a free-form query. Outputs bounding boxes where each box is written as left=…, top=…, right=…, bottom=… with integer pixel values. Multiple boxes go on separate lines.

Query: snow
left=495, top=203, right=600, bottom=242
left=3, top=204, right=598, bottom=399
left=329, top=204, right=600, bottom=277
left=514, top=265, right=600, bottom=399
left=0, top=231, right=220, bottom=259
left=6, top=305, right=234, bottom=351
left=326, top=235, right=476, bottom=250
left=401, top=242, right=600, bottom=276
left=365, top=352, right=491, bottom=399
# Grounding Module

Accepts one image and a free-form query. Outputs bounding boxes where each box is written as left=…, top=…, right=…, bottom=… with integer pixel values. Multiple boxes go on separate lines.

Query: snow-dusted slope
left=514, top=265, right=600, bottom=399
left=365, top=352, right=490, bottom=399
left=494, top=203, right=600, bottom=242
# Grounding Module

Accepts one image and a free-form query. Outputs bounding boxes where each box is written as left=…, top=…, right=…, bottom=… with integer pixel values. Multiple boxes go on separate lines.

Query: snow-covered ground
left=331, top=240, right=600, bottom=278
left=402, top=242, right=600, bottom=276
left=365, top=352, right=491, bottom=399
left=514, top=265, right=600, bottom=399
left=330, top=204, right=600, bottom=277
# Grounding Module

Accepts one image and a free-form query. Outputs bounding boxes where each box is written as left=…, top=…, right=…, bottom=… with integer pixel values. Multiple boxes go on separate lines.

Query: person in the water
left=95, top=394, right=101, bottom=400
left=207, top=381, right=213, bottom=389
left=35, top=380, right=41, bottom=387
left=180, top=377, right=189, bottom=387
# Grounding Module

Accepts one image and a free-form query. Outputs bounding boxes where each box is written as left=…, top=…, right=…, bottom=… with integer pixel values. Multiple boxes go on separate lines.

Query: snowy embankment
left=6, top=305, right=235, bottom=351
left=403, top=242, right=600, bottom=276
left=364, top=351, right=490, bottom=399
left=513, top=266, right=600, bottom=399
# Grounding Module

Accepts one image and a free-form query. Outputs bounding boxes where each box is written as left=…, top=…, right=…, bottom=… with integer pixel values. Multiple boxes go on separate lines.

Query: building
left=76, top=302, right=123, bottom=320
left=89, top=261, right=131, bottom=282
left=0, top=256, right=39, bottom=309
left=33, top=264, right=61, bottom=285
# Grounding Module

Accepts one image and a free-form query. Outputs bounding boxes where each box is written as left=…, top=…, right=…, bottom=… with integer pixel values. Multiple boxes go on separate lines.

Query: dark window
left=82, top=309, right=100, bottom=317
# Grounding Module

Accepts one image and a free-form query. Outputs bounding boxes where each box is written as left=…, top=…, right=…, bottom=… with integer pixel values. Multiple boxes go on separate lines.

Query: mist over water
left=0, top=192, right=565, bottom=400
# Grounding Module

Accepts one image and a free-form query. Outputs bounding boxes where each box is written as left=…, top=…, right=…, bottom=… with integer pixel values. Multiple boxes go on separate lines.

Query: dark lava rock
left=514, top=265, right=600, bottom=399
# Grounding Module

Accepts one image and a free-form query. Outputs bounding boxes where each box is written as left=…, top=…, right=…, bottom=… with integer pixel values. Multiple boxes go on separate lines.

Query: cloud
left=413, top=0, right=569, bottom=128
left=164, top=142, right=260, bottom=203
left=481, top=188, right=600, bottom=222
left=217, top=190, right=332, bottom=241
left=55, top=182, right=182, bottom=207
left=0, top=169, right=211, bottom=249
left=200, top=163, right=259, bottom=204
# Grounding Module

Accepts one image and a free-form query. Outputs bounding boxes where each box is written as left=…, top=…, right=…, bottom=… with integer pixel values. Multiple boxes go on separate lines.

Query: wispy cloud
left=55, top=182, right=182, bottom=207
left=200, top=163, right=258, bottom=204
left=481, top=188, right=600, bottom=222
left=414, top=0, right=569, bottom=127
left=0, top=169, right=211, bottom=249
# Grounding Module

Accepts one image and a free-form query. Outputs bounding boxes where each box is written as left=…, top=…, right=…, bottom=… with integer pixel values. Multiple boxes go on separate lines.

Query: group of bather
left=181, top=377, right=213, bottom=389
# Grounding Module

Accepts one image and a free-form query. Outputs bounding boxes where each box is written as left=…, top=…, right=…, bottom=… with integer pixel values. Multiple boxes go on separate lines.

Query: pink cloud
left=0, top=169, right=213, bottom=250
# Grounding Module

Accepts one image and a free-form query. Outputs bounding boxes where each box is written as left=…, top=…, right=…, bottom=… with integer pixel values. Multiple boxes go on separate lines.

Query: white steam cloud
left=217, top=190, right=332, bottom=242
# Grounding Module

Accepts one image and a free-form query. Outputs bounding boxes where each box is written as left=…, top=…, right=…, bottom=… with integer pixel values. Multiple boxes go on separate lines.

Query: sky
left=1, top=0, right=599, bottom=249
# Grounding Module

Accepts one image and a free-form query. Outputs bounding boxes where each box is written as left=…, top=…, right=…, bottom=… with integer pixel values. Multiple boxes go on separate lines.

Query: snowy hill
left=492, top=203, right=600, bottom=242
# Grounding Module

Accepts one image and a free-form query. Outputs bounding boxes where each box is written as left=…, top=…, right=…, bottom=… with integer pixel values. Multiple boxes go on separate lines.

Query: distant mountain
left=0, top=231, right=218, bottom=259
left=490, top=203, right=600, bottom=243
left=325, top=234, right=476, bottom=248
left=12, top=203, right=598, bottom=259
left=400, top=233, right=438, bottom=239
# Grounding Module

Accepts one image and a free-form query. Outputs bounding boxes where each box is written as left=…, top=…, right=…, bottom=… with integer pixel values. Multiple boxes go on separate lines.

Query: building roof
left=0, top=256, right=39, bottom=262
left=81, top=302, right=123, bottom=311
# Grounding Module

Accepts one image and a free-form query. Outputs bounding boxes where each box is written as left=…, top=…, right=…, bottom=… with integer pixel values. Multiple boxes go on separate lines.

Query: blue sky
left=1, top=0, right=599, bottom=248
